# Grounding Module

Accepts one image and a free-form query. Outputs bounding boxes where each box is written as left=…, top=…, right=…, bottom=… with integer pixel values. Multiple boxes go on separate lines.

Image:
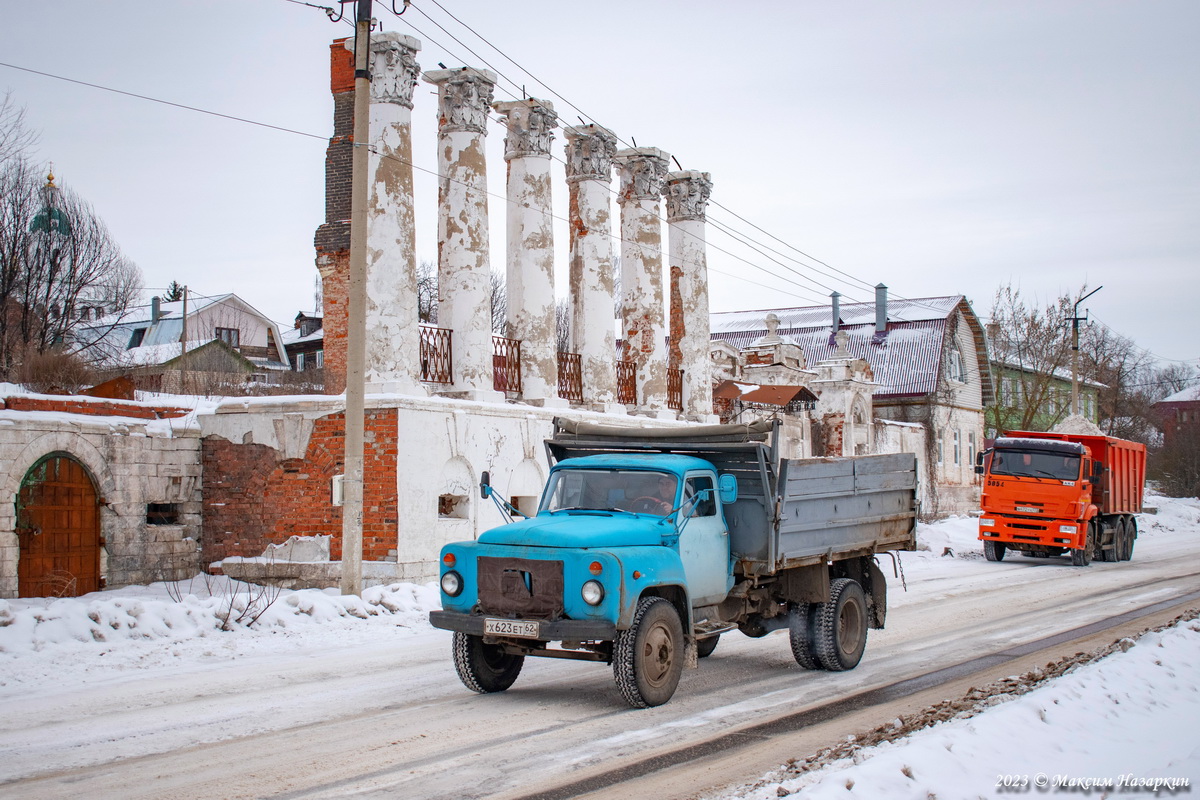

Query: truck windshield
left=542, top=470, right=678, bottom=516
left=990, top=449, right=1081, bottom=481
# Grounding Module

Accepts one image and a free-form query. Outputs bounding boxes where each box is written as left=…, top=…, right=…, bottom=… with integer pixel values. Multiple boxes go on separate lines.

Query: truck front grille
left=477, top=557, right=565, bottom=619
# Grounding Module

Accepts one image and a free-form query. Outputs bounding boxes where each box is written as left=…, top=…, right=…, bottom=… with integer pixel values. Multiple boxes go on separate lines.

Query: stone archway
left=16, top=453, right=102, bottom=597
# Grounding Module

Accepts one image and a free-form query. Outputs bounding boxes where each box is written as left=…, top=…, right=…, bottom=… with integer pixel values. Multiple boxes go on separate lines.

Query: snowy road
left=2, top=504, right=1198, bottom=800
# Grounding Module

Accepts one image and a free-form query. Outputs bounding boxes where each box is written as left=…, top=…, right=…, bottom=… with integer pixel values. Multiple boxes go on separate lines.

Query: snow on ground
left=721, top=615, right=1200, bottom=799
left=0, top=493, right=1198, bottom=794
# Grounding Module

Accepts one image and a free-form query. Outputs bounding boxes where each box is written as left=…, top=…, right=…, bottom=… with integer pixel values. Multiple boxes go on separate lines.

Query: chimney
left=831, top=291, right=841, bottom=333
left=875, top=283, right=888, bottom=333
left=151, top=296, right=160, bottom=323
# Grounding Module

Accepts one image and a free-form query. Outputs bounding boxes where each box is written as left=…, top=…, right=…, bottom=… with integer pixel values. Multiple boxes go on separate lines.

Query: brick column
left=314, top=38, right=356, bottom=394
left=565, top=124, right=622, bottom=412
left=666, top=169, right=715, bottom=421
left=614, top=147, right=671, bottom=417
left=365, top=33, right=423, bottom=395
left=493, top=98, right=562, bottom=406
left=422, top=68, right=502, bottom=401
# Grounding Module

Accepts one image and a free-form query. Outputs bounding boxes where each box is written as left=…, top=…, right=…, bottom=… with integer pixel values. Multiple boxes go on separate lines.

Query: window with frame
left=216, top=327, right=240, bottom=348
left=953, top=430, right=961, bottom=465
left=684, top=476, right=716, bottom=518
left=937, top=433, right=944, bottom=465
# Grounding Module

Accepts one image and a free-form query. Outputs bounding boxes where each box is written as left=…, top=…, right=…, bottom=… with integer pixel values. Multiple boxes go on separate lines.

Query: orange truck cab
left=976, top=431, right=1146, bottom=567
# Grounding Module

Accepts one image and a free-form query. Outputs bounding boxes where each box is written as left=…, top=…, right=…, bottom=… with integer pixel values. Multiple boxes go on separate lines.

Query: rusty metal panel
left=492, top=335, right=523, bottom=394
left=616, top=360, right=637, bottom=405
left=477, top=556, right=564, bottom=618
left=557, top=352, right=583, bottom=404
left=16, top=455, right=101, bottom=598
left=667, top=367, right=683, bottom=412
left=419, top=325, right=453, bottom=384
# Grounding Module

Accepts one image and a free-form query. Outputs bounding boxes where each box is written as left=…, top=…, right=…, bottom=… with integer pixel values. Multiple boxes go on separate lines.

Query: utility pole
left=340, top=0, right=372, bottom=596
left=179, top=285, right=188, bottom=394
left=1070, top=285, right=1102, bottom=416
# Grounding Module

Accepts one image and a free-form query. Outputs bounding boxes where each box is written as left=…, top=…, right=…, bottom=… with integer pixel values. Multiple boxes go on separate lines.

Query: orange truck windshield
left=991, top=450, right=1081, bottom=481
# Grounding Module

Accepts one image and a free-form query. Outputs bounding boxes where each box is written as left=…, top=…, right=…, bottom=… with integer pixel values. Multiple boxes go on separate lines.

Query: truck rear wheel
left=788, top=603, right=821, bottom=670
left=696, top=634, right=720, bottom=658
left=813, top=579, right=868, bottom=671
left=613, top=597, right=684, bottom=708
left=983, top=540, right=1006, bottom=562
left=1122, top=517, right=1137, bottom=561
left=452, top=632, right=524, bottom=694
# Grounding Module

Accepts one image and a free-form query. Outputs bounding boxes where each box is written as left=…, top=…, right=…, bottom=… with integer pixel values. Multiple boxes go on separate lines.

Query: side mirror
left=718, top=474, right=738, bottom=505
left=974, top=449, right=987, bottom=476
left=479, top=471, right=493, bottom=500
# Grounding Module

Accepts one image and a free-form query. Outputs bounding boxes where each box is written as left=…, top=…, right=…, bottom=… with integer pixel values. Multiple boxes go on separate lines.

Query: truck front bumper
left=429, top=610, right=617, bottom=642
left=979, top=516, right=1085, bottom=550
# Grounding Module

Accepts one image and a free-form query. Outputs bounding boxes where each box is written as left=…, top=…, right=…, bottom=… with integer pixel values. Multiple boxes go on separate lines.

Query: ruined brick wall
left=314, top=38, right=355, bottom=395
left=201, top=408, right=398, bottom=565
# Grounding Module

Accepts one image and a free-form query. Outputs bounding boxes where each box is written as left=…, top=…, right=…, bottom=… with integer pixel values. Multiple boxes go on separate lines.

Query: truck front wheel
left=613, top=597, right=684, bottom=708
left=814, top=579, right=868, bottom=671
left=1070, top=523, right=1095, bottom=567
left=452, top=632, right=525, bottom=694
left=983, top=540, right=1006, bottom=562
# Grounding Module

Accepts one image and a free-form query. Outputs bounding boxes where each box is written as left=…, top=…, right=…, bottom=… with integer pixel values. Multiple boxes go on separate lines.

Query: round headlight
left=441, top=570, right=463, bottom=597
left=581, top=579, right=604, bottom=606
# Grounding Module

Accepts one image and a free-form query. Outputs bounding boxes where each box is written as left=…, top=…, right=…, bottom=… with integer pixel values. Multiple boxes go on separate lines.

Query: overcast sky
left=2, top=1, right=1197, bottom=365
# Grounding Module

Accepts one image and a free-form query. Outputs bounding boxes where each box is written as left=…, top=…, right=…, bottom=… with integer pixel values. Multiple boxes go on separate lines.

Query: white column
left=666, top=169, right=716, bottom=422
left=422, top=67, right=502, bottom=401
left=614, top=147, right=671, bottom=417
left=565, top=124, right=622, bottom=412
left=363, top=33, right=423, bottom=395
left=493, top=98, right=562, bottom=406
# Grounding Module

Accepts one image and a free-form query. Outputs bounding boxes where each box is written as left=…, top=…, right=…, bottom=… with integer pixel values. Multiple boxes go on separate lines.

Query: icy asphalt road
left=1, top=509, right=1197, bottom=800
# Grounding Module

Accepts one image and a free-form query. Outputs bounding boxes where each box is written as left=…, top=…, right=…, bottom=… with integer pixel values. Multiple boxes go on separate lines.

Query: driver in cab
left=629, top=473, right=677, bottom=515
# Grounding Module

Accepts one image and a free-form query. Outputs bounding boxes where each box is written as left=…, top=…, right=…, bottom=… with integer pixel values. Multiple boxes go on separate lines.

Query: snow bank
left=0, top=577, right=440, bottom=656
left=724, top=616, right=1200, bottom=799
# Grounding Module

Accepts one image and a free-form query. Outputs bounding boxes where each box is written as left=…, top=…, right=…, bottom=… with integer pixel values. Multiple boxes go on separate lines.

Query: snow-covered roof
left=1158, top=384, right=1200, bottom=404
left=712, top=296, right=970, bottom=399
left=281, top=325, right=323, bottom=346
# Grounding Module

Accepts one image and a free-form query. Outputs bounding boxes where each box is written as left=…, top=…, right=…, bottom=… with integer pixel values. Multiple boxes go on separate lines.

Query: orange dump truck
left=976, top=431, right=1146, bottom=567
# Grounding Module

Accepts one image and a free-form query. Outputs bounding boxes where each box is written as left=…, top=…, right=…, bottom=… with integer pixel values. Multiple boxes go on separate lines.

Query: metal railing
left=557, top=352, right=582, bottom=404
left=492, top=336, right=523, bottom=394
left=419, top=325, right=453, bottom=384
left=667, top=367, right=683, bottom=412
left=616, top=360, right=637, bottom=406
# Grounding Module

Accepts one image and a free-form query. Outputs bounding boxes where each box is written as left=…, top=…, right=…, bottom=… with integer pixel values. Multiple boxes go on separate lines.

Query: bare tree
left=0, top=155, right=142, bottom=379
left=985, top=284, right=1076, bottom=433
left=416, top=261, right=506, bottom=335
left=0, top=91, right=37, bottom=166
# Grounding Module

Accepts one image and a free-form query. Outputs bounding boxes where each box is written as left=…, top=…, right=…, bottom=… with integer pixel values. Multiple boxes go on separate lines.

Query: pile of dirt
left=756, top=608, right=1200, bottom=796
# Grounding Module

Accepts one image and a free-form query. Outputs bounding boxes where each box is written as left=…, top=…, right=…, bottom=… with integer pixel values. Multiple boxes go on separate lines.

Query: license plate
left=1016, top=505, right=1040, bottom=513
left=484, top=618, right=540, bottom=639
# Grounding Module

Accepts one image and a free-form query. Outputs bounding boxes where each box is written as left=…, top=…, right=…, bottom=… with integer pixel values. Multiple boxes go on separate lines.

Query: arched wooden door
left=16, top=454, right=102, bottom=597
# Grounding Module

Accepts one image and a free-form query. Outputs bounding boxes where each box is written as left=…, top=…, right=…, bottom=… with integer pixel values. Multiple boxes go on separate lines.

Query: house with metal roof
left=71, top=293, right=290, bottom=393
left=710, top=285, right=994, bottom=514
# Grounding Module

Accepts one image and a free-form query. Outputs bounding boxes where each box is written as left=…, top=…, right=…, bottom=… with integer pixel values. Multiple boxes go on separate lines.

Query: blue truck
left=429, top=419, right=918, bottom=707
